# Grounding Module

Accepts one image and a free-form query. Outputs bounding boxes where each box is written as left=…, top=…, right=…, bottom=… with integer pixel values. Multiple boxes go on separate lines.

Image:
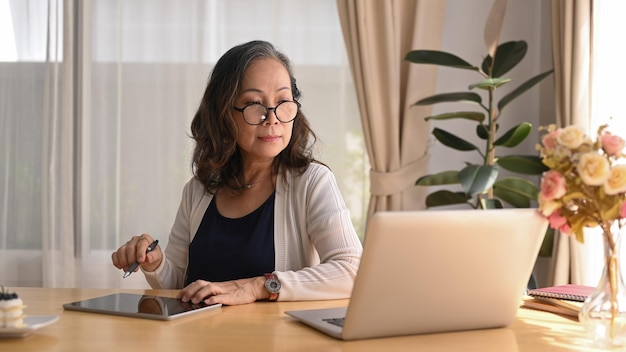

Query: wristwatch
left=264, top=273, right=281, bottom=301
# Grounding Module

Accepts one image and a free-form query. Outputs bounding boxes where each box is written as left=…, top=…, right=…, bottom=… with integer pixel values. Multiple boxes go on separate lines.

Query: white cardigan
left=143, top=163, right=363, bottom=301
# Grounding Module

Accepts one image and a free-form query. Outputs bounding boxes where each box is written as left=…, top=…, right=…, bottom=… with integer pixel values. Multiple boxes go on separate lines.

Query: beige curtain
left=548, top=0, right=593, bottom=286
left=336, top=0, right=446, bottom=218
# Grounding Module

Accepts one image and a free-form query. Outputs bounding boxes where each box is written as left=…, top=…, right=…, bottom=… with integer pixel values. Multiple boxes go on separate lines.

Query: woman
left=111, top=40, right=363, bottom=306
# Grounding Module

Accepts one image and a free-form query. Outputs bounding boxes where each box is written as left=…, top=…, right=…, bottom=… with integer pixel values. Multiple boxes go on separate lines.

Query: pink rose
left=559, top=223, right=572, bottom=235
left=547, top=209, right=567, bottom=229
left=621, top=201, right=626, bottom=219
left=547, top=209, right=571, bottom=234
left=601, top=132, right=625, bottom=156
left=540, top=170, right=567, bottom=200
left=541, top=129, right=561, bottom=150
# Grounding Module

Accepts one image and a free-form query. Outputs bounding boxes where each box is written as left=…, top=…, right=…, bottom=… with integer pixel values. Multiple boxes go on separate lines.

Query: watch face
left=265, top=278, right=281, bottom=293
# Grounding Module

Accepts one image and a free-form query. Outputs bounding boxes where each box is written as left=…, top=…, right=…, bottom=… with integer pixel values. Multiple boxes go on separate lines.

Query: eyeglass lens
left=242, top=101, right=298, bottom=125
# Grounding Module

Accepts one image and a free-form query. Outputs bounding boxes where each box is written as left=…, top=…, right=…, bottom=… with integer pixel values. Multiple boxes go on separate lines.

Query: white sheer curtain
left=0, top=0, right=365, bottom=288
left=0, top=0, right=74, bottom=288
left=582, top=0, right=626, bottom=286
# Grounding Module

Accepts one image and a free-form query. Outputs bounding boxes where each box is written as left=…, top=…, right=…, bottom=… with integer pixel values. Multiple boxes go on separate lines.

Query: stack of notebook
left=521, top=284, right=595, bottom=319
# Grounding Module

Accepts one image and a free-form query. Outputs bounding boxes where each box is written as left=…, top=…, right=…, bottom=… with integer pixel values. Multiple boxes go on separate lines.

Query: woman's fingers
left=178, top=280, right=213, bottom=303
left=178, top=278, right=262, bottom=305
left=134, top=234, right=155, bottom=262
left=111, top=234, right=159, bottom=272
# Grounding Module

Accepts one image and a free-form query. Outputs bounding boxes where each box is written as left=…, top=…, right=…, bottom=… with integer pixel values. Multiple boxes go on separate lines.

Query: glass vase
left=579, top=223, right=626, bottom=348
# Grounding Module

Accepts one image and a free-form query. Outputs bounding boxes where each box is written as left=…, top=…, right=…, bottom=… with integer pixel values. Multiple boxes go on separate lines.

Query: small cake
left=0, top=287, right=26, bottom=328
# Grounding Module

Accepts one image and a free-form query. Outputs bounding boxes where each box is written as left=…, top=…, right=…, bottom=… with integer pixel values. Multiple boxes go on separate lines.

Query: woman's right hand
left=111, top=234, right=163, bottom=274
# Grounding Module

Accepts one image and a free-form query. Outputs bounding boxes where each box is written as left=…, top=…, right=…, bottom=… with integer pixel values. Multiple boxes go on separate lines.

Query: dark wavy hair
left=190, top=40, right=318, bottom=194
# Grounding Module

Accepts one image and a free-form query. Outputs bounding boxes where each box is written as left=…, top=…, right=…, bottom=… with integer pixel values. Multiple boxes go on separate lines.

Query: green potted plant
left=406, top=1, right=554, bottom=286
left=405, top=0, right=553, bottom=211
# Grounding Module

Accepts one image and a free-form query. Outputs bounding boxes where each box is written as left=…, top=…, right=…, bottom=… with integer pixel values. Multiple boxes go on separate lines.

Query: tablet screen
left=63, top=293, right=221, bottom=320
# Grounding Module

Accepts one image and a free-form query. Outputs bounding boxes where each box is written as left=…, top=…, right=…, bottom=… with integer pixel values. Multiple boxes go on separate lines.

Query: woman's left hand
left=177, top=276, right=270, bottom=306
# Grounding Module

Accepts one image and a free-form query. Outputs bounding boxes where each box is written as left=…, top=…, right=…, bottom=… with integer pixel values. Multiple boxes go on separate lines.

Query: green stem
left=602, top=225, right=618, bottom=340
left=485, top=87, right=496, bottom=199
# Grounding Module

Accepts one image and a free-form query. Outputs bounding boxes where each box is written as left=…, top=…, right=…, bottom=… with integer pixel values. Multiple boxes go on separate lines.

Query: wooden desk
left=0, top=288, right=606, bottom=351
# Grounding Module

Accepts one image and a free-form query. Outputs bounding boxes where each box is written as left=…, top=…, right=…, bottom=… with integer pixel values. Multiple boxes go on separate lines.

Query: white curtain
left=584, top=0, right=626, bottom=286
left=0, top=0, right=75, bottom=287
left=0, top=0, right=365, bottom=288
left=547, top=0, right=626, bottom=287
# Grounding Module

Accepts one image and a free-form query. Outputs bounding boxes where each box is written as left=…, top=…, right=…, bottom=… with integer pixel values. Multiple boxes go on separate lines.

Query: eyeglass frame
left=232, top=100, right=301, bottom=125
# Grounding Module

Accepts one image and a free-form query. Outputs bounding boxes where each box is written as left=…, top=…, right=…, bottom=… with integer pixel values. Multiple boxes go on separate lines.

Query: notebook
left=521, top=296, right=582, bottom=319
left=285, top=208, right=548, bottom=340
left=527, top=284, right=595, bottom=302
left=63, top=293, right=221, bottom=321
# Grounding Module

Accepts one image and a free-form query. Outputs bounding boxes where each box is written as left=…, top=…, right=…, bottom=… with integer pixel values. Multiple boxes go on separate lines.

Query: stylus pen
left=123, top=239, right=159, bottom=278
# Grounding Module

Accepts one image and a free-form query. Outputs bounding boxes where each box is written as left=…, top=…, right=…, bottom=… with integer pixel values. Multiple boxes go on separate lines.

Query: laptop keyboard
left=323, top=317, right=345, bottom=327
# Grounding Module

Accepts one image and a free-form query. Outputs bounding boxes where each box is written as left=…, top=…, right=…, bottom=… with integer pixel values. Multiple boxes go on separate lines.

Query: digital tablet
left=63, top=293, right=221, bottom=321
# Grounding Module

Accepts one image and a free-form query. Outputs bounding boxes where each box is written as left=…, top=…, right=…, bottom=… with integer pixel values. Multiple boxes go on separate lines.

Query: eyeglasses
left=233, top=100, right=301, bottom=125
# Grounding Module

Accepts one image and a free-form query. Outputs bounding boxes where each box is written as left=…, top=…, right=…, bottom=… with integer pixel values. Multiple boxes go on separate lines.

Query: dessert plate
left=0, top=315, right=59, bottom=338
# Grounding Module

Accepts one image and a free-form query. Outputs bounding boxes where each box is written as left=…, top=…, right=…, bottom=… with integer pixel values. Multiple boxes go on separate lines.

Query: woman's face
left=233, top=58, right=295, bottom=164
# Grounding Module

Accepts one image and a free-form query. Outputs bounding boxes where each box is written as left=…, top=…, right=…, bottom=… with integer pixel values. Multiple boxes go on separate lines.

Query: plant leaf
left=432, top=128, right=479, bottom=151
left=424, top=111, right=485, bottom=123
left=493, top=177, right=540, bottom=207
left=491, top=41, right=528, bottom=77
left=498, top=69, right=554, bottom=111
left=415, top=92, right=482, bottom=106
left=538, top=228, right=554, bottom=257
left=494, top=122, right=531, bottom=147
left=425, top=190, right=471, bottom=208
left=458, top=164, right=499, bottom=196
left=481, top=41, right=527, bottom=77
left=493, top=188, right=531, bottom=208
left=469, top=77, right=511, bottom=90
left=416, top=171, right=460, bottom=186
left=476, top=123, right=499, bottom=140
left=483, top=0, right=508, bottom=60
left=496, top=155, right=549, bottom=175
left=405, top=50, right=478, bottom=71
left=477, top=125, right=489, bottom=140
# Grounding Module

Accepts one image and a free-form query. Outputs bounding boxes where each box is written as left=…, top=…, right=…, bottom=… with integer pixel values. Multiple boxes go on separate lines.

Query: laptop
left=285, top=208, right=548, bottom=340
left=63, top=293, right=221, bottom=321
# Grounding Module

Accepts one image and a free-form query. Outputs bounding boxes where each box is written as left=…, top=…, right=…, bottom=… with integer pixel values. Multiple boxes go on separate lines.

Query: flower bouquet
left=537, top=123, right=626, bottom=346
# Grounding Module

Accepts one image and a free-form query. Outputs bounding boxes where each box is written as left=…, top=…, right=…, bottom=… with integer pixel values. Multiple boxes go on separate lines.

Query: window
left=0, top=0, right=365, bottom=288
left=591, top=1, right=626, bottom=133
left=583, top=0, right=626, bottom=285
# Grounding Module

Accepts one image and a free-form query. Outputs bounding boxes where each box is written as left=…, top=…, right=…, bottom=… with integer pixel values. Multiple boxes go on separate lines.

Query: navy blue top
left=185, top=192, right=276, bottom=285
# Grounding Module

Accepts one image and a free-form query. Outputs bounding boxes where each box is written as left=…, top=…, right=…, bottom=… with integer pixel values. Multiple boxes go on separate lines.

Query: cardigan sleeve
left=142, top=178, right=199, bottom=289
left=274, top=163, right=363, bottom=301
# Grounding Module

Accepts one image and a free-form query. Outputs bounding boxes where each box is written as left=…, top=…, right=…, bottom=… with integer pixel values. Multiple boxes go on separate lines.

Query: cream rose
left=557, top=125, right=585, bottom=149
left=538, top=194, right=562, bottom=217
left=604, top=164, right=626, bottom=195
left=577, top=152, right=610, bottom=186
left=553, top=144, right=572, bottom=159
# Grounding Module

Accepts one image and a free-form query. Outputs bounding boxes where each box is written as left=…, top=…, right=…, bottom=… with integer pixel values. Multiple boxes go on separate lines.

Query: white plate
left=0, top=315, right=59, bottom=338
